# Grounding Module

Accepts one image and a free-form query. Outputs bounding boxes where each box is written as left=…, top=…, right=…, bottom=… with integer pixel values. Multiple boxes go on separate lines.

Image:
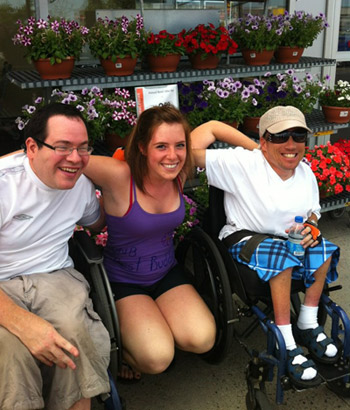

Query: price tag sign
left=135, top=84, right=179, bottom=116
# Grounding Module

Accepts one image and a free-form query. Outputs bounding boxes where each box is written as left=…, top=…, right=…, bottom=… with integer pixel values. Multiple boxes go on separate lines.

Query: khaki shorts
left=0, top=268, right=110, bottom=410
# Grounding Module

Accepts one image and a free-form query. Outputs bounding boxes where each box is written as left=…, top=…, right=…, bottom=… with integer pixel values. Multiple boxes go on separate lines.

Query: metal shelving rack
left=7, top=56, right=350, bottom=215
left=7, top=56, right=336, bottom=91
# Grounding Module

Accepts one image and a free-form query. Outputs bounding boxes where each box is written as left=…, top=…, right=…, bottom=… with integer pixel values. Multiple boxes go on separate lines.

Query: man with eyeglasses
left=0, top=103, right=110, bottom=410
left=191, top=106, right=340, bottom=390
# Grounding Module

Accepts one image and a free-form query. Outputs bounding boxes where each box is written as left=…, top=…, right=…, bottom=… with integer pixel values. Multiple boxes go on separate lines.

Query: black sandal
left=286, top=346, right=322, bottom=389
left=294, top=325, right=340, bottom=365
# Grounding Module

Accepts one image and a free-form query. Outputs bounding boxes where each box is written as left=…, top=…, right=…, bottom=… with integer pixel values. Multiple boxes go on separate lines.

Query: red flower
left=305, top=141, right=350, bottom=197
left=334, top=183, right=344, bottom=194
left=146, top=29, right=186, bottom=57
left=183, top=23, right=238, bottom=57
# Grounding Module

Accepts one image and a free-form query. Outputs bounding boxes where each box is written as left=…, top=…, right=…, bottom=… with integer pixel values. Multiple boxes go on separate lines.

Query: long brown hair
left=125, top=103, right=193, bottom=192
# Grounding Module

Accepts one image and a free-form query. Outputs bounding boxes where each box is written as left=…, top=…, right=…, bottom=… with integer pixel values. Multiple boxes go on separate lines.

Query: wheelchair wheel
left=69, top=232, right=122, bottom=382
left=328, top=208, right=346, bottom=219
left=89, top=264, right=122, bottom=381
left=176, top=227, right=235, bottom=363
left=246, top=389, right=273, bottom=410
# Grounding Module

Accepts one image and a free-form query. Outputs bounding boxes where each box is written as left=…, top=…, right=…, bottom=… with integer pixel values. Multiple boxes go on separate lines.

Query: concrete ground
left=94, top=209, right=350, bottom=410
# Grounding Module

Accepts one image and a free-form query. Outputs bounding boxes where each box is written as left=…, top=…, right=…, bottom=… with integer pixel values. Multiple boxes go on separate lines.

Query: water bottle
left=287, top=216, right=305, bottom=262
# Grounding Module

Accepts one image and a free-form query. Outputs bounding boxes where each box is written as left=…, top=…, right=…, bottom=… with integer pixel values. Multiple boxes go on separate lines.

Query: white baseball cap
left=259, top=106, right=312, bottom=137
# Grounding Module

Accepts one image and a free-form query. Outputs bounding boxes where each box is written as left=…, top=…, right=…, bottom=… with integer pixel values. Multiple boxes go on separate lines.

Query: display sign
left=135, top=84, right=179, bottom=116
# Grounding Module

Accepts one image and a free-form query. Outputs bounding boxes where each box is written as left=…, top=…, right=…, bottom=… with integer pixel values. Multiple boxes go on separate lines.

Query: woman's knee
left=177, top=322, right=216, bottom=354
left=131, top=342, right=175, bottom=374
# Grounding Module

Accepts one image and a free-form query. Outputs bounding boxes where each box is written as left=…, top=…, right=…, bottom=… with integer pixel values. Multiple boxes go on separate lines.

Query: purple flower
left=242, top=89, right=250, bottom=99
left=37, top=19, right=47, bottom=29
left=50, top=20, right=60, bottom=32
left=23, top=37, right=31, bottom=46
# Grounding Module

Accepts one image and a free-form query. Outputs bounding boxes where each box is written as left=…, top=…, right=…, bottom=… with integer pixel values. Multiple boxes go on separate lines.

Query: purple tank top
left=104, top=178, right=185, bottom=285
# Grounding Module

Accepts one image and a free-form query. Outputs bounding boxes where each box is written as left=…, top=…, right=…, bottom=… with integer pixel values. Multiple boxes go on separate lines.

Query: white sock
left=277, top=324, right=317, bottom=381
left=297, top=304, right=318, bottom=330
left=277, top=324, right=297, bottom=350
left=297, top=304, right=337, bottom=358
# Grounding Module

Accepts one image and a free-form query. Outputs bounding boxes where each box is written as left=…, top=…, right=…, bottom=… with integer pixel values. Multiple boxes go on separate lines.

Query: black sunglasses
left=264, top=130, right=308, bottom=144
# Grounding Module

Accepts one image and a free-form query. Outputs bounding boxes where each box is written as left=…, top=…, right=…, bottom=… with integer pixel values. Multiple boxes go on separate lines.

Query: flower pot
left=321, top=105, right=350, bottom=124
left=241, top=49, right=274, bottom=66
left=147, top=54, right=181, bottom=73
left=33, top=57, right=75, bottom=80
left=274, top=46, right=304, bottom=64
left=105, top=132, right=130, bottom=152
left=100, top=56, right=137, bottom=76
left=223, top=121, right=239, bottom=129
left=189, top=53, right=220, bottom=70
left=242, top=116, right=260, bottom=134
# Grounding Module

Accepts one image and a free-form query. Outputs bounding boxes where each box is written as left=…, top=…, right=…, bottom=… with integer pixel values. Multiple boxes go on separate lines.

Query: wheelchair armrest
left=72, top=230, right=104, bottom=264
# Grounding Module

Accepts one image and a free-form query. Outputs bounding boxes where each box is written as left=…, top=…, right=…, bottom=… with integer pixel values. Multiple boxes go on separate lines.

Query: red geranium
left=146, top=29, right=186, bottom=57
left=305, top=142, right=350, bottom=197
left=183, top=23, right=238, bottom=58
left=334, top=138, right=350, bottom=157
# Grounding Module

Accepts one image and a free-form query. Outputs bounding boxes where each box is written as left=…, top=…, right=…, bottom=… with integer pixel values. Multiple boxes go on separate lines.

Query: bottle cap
left=295, top=216, right=303, bottom=223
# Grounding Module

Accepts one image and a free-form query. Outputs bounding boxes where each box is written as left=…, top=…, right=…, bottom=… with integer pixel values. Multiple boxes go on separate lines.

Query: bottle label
left=286, top=241, right=305, bottom=260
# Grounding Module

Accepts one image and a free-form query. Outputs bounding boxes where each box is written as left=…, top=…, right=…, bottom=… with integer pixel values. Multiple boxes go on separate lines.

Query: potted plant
left=318, top=77, right=350, bottom=124
left=334, top=138, right=350, bottom=157
left=240, top=69, right=321, bottom=133
left=179, top=78, right=246, bottom=127
left=145, top=29, right=186, bottom=72
left=304, top=142, right=350, bottom=198
left=178, top=81, right=213, bottom=127
left=183, top=23, right=238, bottom=69
left=228, top=14, right=283, bottom=66
left=173, top=195, right=200, bottom=243
left=275, top=11, right=329, bottom=63
left=87, top=14, right=145, bottom=76
left=16, top=86, right=137, bottom=149
left=12, top=16, right=89, bottom=79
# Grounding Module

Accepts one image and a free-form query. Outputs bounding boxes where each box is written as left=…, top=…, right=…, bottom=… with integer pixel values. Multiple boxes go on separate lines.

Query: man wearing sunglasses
left=0, top=103, right=110, bottom=410
left=192, top=105, right=340, bottom=390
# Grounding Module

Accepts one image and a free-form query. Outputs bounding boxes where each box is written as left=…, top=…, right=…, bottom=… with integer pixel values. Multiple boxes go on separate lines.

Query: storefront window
left=0, top=1, right=35, bottom=117
left=338, top=0, right=350, bottom=51
left=0, top=1, right=34, bottom=70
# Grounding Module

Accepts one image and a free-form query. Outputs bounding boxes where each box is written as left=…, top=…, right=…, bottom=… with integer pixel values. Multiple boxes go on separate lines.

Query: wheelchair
left=176, top=185, right=350, bottom=409
left=69, top=230, right=123, bottom=410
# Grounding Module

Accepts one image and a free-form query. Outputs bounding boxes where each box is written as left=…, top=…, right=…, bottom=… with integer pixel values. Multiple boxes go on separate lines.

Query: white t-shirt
left=0, top=153, right=101, bottom=280
left=206, top=147, right=321, bottom=240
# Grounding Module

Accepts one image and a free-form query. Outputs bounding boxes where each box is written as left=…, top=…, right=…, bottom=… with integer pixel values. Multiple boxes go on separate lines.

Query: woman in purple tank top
left=85, top=103, right=257, bottom=382
left=84, top=104, right=216, bottom=381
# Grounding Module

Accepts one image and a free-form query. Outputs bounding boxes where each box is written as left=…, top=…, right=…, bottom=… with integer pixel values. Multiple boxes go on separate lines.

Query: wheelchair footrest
left=316, top=357, right=350, bottom=382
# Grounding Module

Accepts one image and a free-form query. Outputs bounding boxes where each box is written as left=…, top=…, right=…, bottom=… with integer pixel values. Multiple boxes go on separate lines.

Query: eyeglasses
left=33, top=137, right=93, bottom=156
left=263, top=130, right=308, bottom=144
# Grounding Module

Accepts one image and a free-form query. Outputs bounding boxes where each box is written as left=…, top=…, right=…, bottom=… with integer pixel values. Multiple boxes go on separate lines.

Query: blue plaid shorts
left=228, top=237, right=339, bottom=287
